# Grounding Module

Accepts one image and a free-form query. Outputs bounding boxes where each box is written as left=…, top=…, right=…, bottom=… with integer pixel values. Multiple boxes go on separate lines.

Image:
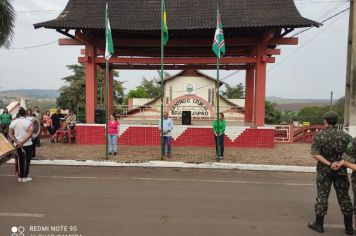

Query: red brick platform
left=75, top=124, right=276, bottom=148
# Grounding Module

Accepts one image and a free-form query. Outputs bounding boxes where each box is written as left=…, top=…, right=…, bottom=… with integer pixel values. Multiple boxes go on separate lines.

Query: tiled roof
left=34, top=0, right=319, bottom=31
left=161, top=69, right=225, bottom=86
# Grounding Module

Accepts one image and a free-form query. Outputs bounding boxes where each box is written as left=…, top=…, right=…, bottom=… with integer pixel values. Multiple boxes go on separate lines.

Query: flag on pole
left=162, top=0, right=169, bottom=46
left=105, top=2, right=114, bottom=60
left=212, top=8, right=225, bottom=58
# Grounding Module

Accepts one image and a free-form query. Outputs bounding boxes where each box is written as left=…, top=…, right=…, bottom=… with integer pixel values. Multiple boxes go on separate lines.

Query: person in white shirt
left=158, top=111, right=173, bottom=158
left=26, top=108, right=37, bottom=158
left=9, top=107, right=34, bottom=183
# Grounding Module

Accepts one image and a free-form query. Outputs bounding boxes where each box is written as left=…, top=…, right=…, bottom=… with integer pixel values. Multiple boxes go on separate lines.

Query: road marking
left=324, top=224, right=344, bottom=229
left=0, top=174, right=314, bottom=186
left=131, top=177, right=315, bottom=186
left=0, top=213, right=45, bottom=218
left=0, top=174, right=100, bottom=179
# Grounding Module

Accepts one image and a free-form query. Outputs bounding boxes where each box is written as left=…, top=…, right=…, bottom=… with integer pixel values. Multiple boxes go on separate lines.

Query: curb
left=6, top=159, right=317, bottom=173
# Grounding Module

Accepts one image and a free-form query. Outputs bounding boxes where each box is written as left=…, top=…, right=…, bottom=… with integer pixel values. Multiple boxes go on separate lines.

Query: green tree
left=127, top=86, right=149, bottom=98
left=141, top=77, right=160, bottom=97
left=222, top=83, right=244, bottom=99
left=141, top=71, right=171, bottom=97
left=0, top=0, right=15, bottom=48
left=296, top=106, right=329, bottom=125
left=128, top=71, right=170, bottom=99
left=334, top=96, right=345, bottom=123
left=296, top=97, right=346, bottom=125
left=265, top=101, right=282, bottom=124
left=56, top=64, right=124, bottom=111
left=280, top=111, right=298, bottom=124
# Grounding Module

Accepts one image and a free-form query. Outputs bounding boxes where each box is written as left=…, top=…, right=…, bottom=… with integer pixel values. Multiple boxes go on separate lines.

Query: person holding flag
left=160, top=0, right=169, bottom=159
left=104, top=1, right=114, bottom=160
left=213, top=112, right=226, bottom=160
left=212, top=5, right=225, bottom=160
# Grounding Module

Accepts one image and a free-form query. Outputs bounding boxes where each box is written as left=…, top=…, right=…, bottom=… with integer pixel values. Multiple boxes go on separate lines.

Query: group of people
left=0, top=106, right=77, bottom=183
left=309, top=111, right=356, bottom=235
left=43, top=109, right=77, bottom=142
left=107, top=112, right=175, bottom=158
left=107, top=111, right=226, bottom=159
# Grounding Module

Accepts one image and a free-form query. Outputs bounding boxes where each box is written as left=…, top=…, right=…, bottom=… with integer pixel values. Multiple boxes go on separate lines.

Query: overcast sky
left=0, top=0, right=351, bottom=99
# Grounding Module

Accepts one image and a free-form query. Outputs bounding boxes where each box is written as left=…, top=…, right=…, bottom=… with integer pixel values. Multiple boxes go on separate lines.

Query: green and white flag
left=105, top=2, right=114, bottom=60
left=212, top=8, right=225, bottom=58
left=162, top=0, right=169, bottom=46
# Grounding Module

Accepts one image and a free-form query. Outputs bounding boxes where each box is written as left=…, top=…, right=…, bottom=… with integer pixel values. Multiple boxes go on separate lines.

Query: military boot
left=344, top=215, right=354, bottom=235
left=308, top=215, right=324, bottom=233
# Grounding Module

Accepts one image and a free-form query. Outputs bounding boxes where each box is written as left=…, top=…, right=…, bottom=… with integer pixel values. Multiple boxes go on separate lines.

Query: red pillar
left=85, top=44, right=97, bottom=123
left=254, top=43, right=267, bottom=126
left=244, top=66, right=255, bottom=123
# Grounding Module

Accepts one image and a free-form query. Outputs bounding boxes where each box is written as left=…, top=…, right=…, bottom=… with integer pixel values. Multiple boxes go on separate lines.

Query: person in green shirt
left=0, top=108, right=12, bottom=137
left=213, top=112, right=226, bottom=160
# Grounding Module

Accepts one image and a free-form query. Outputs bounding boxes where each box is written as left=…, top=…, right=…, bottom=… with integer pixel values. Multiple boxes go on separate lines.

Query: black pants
left=1, top=124, right=10, bottom=138
left=48, top=125, right=60, bottom=135
left=214, top=134, right=224, bottom=157
left=31, top=137, right=37, bottom=157
left=16, top=145, right=32, bottom=178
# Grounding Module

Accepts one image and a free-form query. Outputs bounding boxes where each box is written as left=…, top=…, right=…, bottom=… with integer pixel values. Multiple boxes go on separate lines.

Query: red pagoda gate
left=35, top=0, right=318, bottom=127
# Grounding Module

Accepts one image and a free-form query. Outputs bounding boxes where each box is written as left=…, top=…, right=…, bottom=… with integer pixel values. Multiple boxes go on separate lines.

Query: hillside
left=266, top=96, right=332, bottom=111
left=0, top=89, right=59, bottom=99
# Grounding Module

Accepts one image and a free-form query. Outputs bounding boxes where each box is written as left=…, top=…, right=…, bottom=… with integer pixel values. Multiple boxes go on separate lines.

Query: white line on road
left=131, top=177, right=315, bottom=186
left=0, top=213, right=45, bottom=218
left=0, top=174, right=314, bottom=186
left=324, top=224, right=344, bottom=229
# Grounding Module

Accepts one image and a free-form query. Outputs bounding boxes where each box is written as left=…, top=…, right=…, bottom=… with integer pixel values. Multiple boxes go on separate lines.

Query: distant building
left=0, top=97, right=26, bottom=118
left=125, top=70, right=244, bottom=121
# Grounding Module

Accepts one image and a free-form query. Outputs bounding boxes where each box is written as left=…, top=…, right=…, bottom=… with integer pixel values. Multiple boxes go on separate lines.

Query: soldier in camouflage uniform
left=308, top=111, right=354, bottom=235
left=337, top=137, right=356, bottom=235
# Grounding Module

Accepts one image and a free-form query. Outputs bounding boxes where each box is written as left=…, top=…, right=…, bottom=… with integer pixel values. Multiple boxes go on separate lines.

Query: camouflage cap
left=323, top=111, right=339, bottom=119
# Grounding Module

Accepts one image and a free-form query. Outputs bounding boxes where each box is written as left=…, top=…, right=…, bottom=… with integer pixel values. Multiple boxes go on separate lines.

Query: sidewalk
left=31, top=140, right=315, bottom=166
left=6, top=159, right=317, bottom=173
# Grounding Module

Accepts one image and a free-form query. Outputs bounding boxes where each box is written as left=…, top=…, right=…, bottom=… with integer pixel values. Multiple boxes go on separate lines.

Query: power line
left=292, top=6, right=350, bottom=37
left=190, top=4, right=351, bottom=91
left=269, top=8, right=348, bottom=72
left=183, top=5, right=351, bottom=93
left=8, top=41, right=57, bottom=50
left=15, top=10, right=62, bottom=13
left=316, top=0, right=349, bottom=21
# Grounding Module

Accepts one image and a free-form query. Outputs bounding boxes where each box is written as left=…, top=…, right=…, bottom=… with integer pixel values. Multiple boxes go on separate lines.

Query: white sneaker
left=18, top=178, right=23, bottom=183
left=22, top=177, right=32, bottom=183
left=220, top=156, right=224, bottom=160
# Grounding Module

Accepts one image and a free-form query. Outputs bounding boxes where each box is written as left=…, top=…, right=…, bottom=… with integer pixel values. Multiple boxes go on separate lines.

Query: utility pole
left=345, top=0, right=356, bottom=136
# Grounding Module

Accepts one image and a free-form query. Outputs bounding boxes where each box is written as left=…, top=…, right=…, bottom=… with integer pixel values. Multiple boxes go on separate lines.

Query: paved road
left=0, top=164, right=352, bottom=236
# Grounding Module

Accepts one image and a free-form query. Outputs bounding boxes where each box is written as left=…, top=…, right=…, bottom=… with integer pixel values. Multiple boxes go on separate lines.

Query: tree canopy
left=127, top=71, right=169, bottom=99
left=221, top=83, right=245, bottom=99
left=0, top=0, right=15, bottom=48
left=265, top=101, right=282, bottom=124
left=56, top=64, right=125, bottom=111
left=296, top=98, right=345, bottom=125
left=127, top=86, right=149, bottom=98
